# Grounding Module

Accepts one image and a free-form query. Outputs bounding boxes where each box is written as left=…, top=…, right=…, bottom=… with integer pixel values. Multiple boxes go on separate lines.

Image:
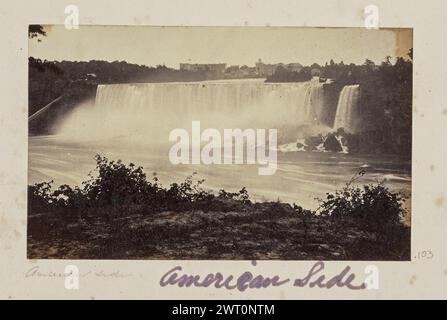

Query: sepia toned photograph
left=27, top=25, right=412, bottom=261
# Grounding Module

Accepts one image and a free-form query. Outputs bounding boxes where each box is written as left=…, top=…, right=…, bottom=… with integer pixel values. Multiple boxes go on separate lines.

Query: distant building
left=179, top=60, right=303, bottom=79
left=225, top=65, right=240, bottom=74
left=239, top=65, right=258, bottom=77
left=255, top=59, right=278, bottom=76
left=255, top=59, right=303, bottom=76
left=224, top=65, right=258, bottom=78
left=179, top=63, right=227, bottom=77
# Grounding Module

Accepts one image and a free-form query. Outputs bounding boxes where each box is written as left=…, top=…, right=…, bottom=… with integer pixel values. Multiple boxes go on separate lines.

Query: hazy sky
left=29, top=25, right=412, bottom=67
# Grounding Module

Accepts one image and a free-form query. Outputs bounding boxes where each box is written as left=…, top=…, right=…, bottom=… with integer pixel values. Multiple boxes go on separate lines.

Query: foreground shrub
left=28, top=155, right=408, bottom=230
left=28, top=155, right=252, bottom=214
left=82, top=155, right=153, bottom=206
left=218, top=187, right=250, bottom=203
left=317, top=170, right=407, bottom=226
left=28, top=181, right=54, bottom=213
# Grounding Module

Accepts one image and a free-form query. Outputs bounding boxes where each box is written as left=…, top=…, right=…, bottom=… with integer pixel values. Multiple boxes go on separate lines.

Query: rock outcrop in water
left=323, top=133, right=343, bottom=152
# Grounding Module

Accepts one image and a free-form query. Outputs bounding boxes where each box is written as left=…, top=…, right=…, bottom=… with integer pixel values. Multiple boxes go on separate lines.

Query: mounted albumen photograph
left=27, top=25, right=412, bottom=260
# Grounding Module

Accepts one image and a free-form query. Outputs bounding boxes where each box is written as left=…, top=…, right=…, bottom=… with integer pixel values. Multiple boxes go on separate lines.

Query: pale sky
left=29, top=25, right=412, bottom=67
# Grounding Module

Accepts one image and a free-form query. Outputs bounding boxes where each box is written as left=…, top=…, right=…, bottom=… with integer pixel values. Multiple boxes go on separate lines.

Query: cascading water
left=333, top=84, right=360, bottom=133
left=58, top=79, right=330, bottom=144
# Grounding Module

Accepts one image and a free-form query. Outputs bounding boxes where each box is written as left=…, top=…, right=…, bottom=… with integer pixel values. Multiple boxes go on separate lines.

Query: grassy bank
left=27, top=155, right=410, bottom=260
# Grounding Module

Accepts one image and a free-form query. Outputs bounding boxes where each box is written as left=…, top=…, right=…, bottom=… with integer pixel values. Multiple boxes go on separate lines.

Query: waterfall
left=58, top=79, right=329, bottom=143
left=333, top=85, right=360, bottom=133
left=94, top=80, right=326, bottom=123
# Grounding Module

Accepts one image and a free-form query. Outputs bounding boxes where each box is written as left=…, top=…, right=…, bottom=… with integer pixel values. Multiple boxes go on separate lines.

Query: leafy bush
left=27, top=155, right=249, bottom=214
left=28, top=181, right=54, bottom=213
left=318, top=170, right=407, bottom=226
left=218, top=187, right=250, bottom=203
left=82, top=155, right=153, bottom=207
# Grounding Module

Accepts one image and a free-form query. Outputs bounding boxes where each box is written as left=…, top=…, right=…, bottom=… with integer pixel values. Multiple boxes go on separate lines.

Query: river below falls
left=28, top=135, right=411, bottom=220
